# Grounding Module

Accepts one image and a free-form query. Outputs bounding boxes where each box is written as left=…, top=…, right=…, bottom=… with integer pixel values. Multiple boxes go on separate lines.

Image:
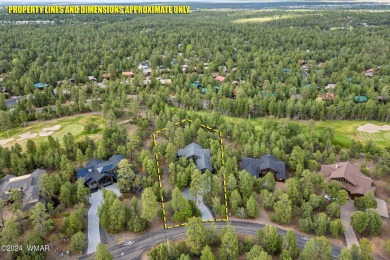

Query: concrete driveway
left=375, top=198, right=389, bottom=218
left=340, top=199, right=359, bottom=248
left=182, top=188, right=213, bottom=221
left=87, top=184, right=121, bottom=254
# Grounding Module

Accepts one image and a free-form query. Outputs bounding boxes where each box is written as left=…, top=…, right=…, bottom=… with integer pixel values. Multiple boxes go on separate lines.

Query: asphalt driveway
left=86, top=184, right=121, bottom=254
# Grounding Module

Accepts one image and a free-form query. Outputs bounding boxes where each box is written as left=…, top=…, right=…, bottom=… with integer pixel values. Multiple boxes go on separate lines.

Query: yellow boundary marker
left=152, top=118, right=228, bottom=229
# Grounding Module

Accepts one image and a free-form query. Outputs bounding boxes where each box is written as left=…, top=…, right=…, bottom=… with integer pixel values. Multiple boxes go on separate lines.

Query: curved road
left=79, top=221, right=342, bottom=260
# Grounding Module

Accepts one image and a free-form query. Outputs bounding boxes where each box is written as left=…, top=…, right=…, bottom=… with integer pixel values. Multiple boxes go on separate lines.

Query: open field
left=0, top=113, right=106, bottom=149
left=314, top=120, right=390, bottom=149
left=184, top=110, right=390, bottom=150
left=232, top=14, right=309, bottom=24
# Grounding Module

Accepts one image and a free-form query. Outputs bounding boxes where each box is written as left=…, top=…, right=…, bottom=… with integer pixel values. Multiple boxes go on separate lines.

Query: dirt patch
left=0, top=138, right=15, bottom=146
left=17, top=131, right=37, bottom=141
left=357, top=123, right=390, bottom=133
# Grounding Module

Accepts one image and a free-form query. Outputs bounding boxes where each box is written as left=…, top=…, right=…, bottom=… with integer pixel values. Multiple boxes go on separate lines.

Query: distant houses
left=354, top=96, right=367, bottom=103
left=320, top=162, right=375, bottom=198
left=0, top=169, right=46, bottom=211
left=177, top=143, right=213, bottom=172
left=102, top=73, right=110, bottom=79
left=88, top=76, right=97, bottom=81
left=324, top=84, right=336, bottom=91
left=215, top=75, right=225, bottom=82
left=76, top=155, right=124, bottom=191
left=122, top=71, right=135, bottom=78
left=33, top=83, right=48, bottom=89
left=5, top=97, right=20, bottom=108
left=317, top=93, right=335, bottom=101
left=365, top=68, right=374, bottom=77
left=240, top=154, right=287, bottom=182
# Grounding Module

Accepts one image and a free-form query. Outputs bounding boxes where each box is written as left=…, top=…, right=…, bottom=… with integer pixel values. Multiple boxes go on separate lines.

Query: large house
left=177, top=143, right=213, bottom=172
left=320, top=162, right=375, bottom=198
left=76, top=155, right=124, bottom=191
left=241, top=154, right=287, bottom=182
left=0, top=169, right=46, bottom=211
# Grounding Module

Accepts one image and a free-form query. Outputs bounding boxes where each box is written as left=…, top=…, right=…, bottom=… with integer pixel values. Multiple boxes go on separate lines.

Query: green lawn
left=0, top=114, right=107, bottom=148
left=175, top=108, right=390, bottom=150
left=313, top=120, right=390, bottom=149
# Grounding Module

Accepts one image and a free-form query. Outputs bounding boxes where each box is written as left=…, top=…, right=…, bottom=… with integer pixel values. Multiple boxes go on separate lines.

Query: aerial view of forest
left=0, top=1, right=389, bottom=260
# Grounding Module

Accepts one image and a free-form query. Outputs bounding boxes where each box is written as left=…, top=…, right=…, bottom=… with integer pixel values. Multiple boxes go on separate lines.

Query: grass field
left=314, top=120, right=390, bottom=149
left=186, top=110, right=390, bottom=149
left=0, top=113, right=107, bottom=149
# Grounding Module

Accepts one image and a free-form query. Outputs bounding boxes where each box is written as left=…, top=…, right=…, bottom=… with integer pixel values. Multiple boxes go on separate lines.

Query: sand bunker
left=39, top=131, right=54, bottom=137
left=357, top=123, right=390, bottom=134
left=17, top=132, right=37, bottom=141
left=0, top=138, right=15, bottom=146
left=42, top=125, right=61, bottom=132
left=39, top=125, right=61, bottom=137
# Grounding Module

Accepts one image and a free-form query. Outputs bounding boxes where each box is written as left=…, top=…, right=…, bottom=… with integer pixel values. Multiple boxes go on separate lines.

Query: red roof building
left=215, top=76, right=225, bottom=82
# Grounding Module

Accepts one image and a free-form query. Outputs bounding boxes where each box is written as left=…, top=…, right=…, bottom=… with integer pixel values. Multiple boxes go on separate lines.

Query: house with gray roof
left=76, top=155, right=124, bottom=191
left=0, top=169, right=46, bottom=211
left=177, top=143, right=213, bottom=172
left=6, top=97, right=20, bottom=108
left=241, top=154, right=287, bottom=181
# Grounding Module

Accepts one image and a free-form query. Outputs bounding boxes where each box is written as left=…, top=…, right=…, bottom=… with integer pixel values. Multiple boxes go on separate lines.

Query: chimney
left=335, top=163, right=338, bottom=169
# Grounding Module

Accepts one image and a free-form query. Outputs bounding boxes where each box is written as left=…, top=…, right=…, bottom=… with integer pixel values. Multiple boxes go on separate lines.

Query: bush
left=128, top=216, right=149, bottom=233
left=299, top=217, right=313, bottom=233
left=69, top=231, right=87, bottom=253
left=157, top=209, right=164, bottom=221
left=189, top=200, right=201, bottom=217
left=236, top=207, right=248, bottom=218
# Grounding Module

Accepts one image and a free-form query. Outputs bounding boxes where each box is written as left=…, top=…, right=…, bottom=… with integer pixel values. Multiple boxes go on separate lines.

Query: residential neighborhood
left=0, top=2, right=390, bottom=260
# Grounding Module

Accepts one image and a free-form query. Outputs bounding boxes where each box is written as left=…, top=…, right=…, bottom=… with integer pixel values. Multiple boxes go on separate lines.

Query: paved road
left=182, top=188, right=214, bottom=221
left=79, top=221, right=342, bottom=260
left=86, top=184, right=121, bottom=254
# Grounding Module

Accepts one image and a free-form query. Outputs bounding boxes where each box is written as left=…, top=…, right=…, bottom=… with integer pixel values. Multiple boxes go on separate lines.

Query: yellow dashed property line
left=153, top=118, right=229, bottom=228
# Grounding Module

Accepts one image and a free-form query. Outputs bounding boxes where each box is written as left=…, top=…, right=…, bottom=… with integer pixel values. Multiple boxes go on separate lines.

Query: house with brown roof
left=320, top=162, right=375, bottom=198
left=317, top=93, right=335, bottom=101
left=122, top=71, right=135, bottom=78
left=102, top=73, right=110, bottom=79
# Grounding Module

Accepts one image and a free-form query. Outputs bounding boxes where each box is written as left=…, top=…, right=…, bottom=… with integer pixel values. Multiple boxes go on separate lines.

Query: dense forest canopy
left=0, top=10, right=389, bottom=127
